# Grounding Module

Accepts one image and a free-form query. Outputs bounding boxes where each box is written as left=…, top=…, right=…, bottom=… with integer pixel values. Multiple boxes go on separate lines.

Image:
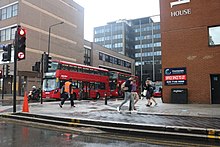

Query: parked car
left=153, top=86, right=162, bottom=97
left=153, top=90, right=162, bottom=97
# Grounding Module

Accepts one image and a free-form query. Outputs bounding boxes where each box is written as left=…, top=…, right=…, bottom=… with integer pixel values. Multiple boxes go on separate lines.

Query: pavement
left=1, top=96, right=220, bottom=140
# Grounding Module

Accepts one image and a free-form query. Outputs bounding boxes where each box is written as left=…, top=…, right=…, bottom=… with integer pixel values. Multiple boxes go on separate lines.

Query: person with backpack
left=59, top=78, right=75, bottom=108
left=117, top=77, right=135, bottom=112
left=144, top=80, right=157, bottom=107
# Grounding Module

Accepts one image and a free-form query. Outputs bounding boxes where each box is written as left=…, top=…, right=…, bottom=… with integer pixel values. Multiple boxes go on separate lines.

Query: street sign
left=17, top=52, right=25, bottom=60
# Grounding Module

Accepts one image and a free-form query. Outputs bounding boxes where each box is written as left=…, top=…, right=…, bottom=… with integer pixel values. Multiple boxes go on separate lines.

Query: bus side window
left=78, top=81, right=83, bottom=89
left=90, top=82, right=95, bottom=90
left=100, top=83, right=105, bottom=90
left=94, top=82, right=99, bottom=90
left=93, top=70, right=98, bottom=75
left=72, top=81, right=78, bottom=89
left=78, top=67, right=83, bottom=73
left=69, top=65, right=75, bottom=72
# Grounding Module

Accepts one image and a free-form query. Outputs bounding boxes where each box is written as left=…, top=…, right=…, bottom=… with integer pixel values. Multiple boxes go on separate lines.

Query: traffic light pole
left=2, top=65, right=5, bottom=100
left=13, top=30, right=18, bottom=113
left=40, top=53, right=45, bottom=104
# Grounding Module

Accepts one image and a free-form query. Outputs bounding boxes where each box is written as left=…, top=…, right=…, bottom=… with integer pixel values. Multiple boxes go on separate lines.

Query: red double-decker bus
left=109, top=71, right=139, bottom=97
left=42, top=60, right=110, bottom=100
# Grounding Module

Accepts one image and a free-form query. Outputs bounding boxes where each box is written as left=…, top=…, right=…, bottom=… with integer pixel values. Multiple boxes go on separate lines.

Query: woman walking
left=144, top=80, right=157, bottom=107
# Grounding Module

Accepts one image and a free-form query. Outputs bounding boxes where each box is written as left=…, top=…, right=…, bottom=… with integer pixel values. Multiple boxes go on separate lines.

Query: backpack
left=121, top=82, right=128, bottom=91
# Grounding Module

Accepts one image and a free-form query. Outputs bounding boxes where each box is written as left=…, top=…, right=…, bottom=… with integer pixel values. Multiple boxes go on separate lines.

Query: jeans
left=118, top=92, right=134, bottom=111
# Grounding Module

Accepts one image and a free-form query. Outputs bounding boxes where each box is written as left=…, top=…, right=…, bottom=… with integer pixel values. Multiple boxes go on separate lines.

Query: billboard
left=164, top=67, right=187, bottom=86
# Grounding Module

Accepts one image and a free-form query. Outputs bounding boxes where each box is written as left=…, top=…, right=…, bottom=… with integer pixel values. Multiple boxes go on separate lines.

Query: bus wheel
left=96, top=93, right=100, bottom=99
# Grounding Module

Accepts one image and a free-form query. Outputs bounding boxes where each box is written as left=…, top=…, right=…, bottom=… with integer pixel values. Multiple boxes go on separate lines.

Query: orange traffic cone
left=22, top=92, right=29, bottom=112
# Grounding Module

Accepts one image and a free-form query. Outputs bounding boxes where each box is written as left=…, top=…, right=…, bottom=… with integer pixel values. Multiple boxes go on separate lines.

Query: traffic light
left=43, top=53, right=52, bottom=73
left=5, top=65, right=10, bottom=77
left=32, top=62, right=40, bottom=72
left=16, top=26, right=26, bottom=61
left=0, top=70, right=2, bottom=79
left=2, top=44, right=12, bottom=62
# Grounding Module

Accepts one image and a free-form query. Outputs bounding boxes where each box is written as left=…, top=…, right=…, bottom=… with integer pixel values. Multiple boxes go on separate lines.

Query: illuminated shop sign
left=164, top=67, right=187, bottom=85
left=170, top=0, right=191, bottom=17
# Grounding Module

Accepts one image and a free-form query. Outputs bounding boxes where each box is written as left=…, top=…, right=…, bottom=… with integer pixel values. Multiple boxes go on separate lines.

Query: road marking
left=69, top=119, right=80, bottom=127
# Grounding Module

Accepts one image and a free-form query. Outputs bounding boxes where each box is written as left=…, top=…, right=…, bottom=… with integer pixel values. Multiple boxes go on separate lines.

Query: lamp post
left=48, top=21, right=64, bottom=56
left=139, top=19, right=143, bottom=92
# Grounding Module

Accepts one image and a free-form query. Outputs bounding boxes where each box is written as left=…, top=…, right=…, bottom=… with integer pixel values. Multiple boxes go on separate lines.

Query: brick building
left=160, top=0, right=220, bottom=104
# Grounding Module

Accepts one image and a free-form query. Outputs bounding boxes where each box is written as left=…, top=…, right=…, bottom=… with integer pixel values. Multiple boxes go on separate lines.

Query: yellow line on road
left=69, top=119, right=80, bottom=127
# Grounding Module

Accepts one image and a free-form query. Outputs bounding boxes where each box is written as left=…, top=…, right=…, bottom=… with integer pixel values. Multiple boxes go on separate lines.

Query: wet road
left=0, top=119, right=219, bottom=147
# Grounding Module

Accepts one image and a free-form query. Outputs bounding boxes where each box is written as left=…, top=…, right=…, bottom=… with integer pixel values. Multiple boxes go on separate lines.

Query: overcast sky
left=73, top=0, right=160, bottom=41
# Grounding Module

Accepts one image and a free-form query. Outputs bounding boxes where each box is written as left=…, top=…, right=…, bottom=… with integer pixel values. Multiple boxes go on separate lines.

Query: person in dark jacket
left=144, top=80, right=157, bottom=107
left=117, top=77, right=135, bottom=112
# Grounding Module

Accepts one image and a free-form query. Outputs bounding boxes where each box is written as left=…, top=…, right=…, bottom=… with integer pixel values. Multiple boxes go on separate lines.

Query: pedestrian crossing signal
left=43, top=53, right=52, bottom=73
left=2, top=44, right=12, bottom=62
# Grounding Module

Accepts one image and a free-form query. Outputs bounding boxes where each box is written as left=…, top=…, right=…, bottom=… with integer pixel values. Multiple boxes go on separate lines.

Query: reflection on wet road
left=0, top=119, right=219, bottom=147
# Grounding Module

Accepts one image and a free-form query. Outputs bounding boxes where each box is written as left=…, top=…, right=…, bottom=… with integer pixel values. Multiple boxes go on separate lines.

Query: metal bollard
left=105, top=94, right=107, bottom=105
left=129, top=100, right=131, bottom=111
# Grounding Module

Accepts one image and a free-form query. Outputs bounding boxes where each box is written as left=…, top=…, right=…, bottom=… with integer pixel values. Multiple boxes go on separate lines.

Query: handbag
left=142, top=90, right=147, bottom=96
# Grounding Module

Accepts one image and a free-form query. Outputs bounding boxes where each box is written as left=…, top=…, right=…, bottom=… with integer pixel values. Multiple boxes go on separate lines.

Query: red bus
left=42, top=60, right=110, bottom=100
left=109, top=71, right=139, bottom=97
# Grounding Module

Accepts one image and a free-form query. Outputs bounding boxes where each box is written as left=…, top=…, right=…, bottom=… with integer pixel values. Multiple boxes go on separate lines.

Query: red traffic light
left=18, top=28, right=26, bottom=36
left=0, top=70, right=2, bottom=79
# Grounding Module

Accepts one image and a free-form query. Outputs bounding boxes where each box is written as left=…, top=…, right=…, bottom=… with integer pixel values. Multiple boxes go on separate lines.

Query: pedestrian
left=117, top=77, right=135, bottom=112
left=59, top=78, right=75, bottom=108
left=144, top=80, right=157, bottom=107
left=131, top=79, right=139, bottom=110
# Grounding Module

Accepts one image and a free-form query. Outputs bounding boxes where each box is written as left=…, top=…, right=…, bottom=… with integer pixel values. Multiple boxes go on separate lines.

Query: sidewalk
left=1, top=97, right=220, bottom=118
left=35, top=98, right=220, bottom=118
left=1, top=97, right=220, bottom=140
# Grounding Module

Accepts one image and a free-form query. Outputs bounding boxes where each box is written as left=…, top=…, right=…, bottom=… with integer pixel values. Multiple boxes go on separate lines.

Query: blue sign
left=0, top=44, right=5, bottom=49
left=164, top=67, right=187, bottom=86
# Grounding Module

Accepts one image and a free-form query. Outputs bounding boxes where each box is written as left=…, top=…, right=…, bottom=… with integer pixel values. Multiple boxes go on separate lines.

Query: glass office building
left=94, top=16, right=162, bottom=84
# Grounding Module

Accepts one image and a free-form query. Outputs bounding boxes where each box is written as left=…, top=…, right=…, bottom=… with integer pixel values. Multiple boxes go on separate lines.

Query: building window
left=84, top=47, right=91, bottom=65
left=99, top=52, right=103, bottom=60
left=209, top=26, right=220, bottom=46
left=98, top=52, right=131, bottom=68
left=5, top=28, right=11, bottom=41
left=12, top=4, right=18, bottom=17
left=0, top=3, right=18, bottom=20
left=11, top=27, right=17, bottom=40
left=6, top=7, right=12, bottom=18
left=0, top=30, right=6, bottom=41
left=1, top=8, right=7, bottom=20
left=0, top=27, right=16, bottom=41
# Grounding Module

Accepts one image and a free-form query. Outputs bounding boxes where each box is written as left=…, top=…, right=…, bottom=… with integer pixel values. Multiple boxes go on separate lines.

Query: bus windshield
left=43, top=78, right=59, bottom=91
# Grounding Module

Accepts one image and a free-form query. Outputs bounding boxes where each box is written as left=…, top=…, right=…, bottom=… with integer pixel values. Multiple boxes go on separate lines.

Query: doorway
left=210, top=74, right=220, bottom=104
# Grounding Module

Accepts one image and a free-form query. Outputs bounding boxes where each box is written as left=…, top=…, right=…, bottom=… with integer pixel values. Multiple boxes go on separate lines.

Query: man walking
left=117, top=77, right=135, bottom=112
left=59, top=78, right=75, bottom=108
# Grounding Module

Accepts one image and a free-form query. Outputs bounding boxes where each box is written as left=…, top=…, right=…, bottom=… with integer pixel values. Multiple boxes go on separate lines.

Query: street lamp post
left=48, top=21, right=64, bottom=56
left=139, top=19, right=143, bottom=92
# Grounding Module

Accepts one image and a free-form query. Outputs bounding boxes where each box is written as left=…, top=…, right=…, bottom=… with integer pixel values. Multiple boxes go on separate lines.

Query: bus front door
left=82, top=81, right=89, bottom=99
